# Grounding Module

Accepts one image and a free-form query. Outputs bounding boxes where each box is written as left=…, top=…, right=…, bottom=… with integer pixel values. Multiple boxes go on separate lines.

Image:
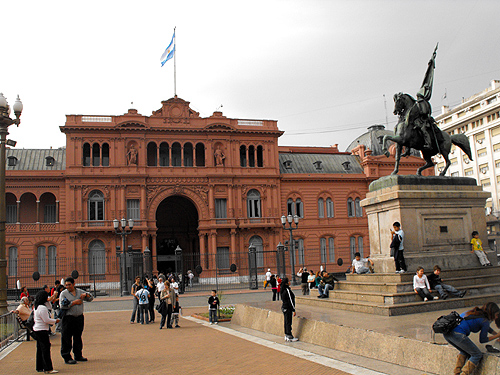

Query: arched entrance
left=156, top=196, right=199, bottom=274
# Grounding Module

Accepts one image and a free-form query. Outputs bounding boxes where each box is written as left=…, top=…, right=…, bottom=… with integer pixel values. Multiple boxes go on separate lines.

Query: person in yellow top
left=471, top=231, right=492, bottom=266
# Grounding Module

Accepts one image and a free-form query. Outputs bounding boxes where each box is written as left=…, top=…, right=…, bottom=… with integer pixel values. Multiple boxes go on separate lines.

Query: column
left=55, top=200, right=60, bottom=223
left=140, top=185, right=147, bottom=224
left=228, top=185, right=234, bottom=218
left=208, top=185, right=214, bottom=218
left=230, top=230, right=237, bottom=266
left=16, top=200, right=20, bottom=224
left=199, top=232, right=207, bottom=270
left=209, top=230, right=217, bottom=270
left=36, top=200, right=40, bottom=223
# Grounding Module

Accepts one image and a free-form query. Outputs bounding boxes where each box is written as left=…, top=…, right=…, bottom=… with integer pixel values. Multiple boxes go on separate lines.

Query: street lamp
left=0, top=93, right=22, bottom=314
left=281, top=213, right=299, bottom=286
left=114, top=218, right=134, bottom=296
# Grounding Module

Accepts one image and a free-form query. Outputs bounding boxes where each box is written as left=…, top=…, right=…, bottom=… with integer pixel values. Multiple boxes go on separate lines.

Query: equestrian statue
left=382, top=44, right=473, bottom=176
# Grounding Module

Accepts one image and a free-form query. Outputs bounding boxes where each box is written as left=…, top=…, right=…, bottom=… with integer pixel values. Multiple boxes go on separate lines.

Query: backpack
left=390, top=234, right=401, bottom=250
left=432, top=311, right=463, bottom=334
left=24, top=310, right=35, bottom=331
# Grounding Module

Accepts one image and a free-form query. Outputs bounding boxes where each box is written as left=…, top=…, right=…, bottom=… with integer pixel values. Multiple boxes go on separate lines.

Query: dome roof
left=346, top=125, right=394, bottom=155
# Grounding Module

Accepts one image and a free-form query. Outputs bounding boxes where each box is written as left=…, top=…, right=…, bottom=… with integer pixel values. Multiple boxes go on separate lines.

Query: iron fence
left=6, top=246, right=356, bottom=298
left=0, top=311, right=22, bottom=352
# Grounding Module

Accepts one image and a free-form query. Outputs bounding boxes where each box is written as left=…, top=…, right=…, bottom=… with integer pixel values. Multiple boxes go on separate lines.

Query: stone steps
left=297, top=266, right=500, bottom=316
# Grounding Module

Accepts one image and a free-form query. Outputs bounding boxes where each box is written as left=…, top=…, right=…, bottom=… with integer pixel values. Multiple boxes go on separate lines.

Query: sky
left=2, top=0, right=500, bottom=152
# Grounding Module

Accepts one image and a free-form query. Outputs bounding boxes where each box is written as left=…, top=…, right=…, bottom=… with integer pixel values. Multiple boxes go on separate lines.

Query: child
left=350, top=252, right=374, bottom=274
left=413, top=266, right=438, bottom=302
left=208, top=290, right=219, bottom=325
left=427, top=265, right=466, bottom=300
left=172, top=295, right=181, bottom=328
left=390, top=222, right=407, bottom=274
left=471, top=231, right=492, bottom=266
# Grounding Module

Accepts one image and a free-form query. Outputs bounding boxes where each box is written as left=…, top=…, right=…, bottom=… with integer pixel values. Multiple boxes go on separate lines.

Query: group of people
left=131, top=273, right=181, bottom=329
left=413, top=265, right=467, bottom=302
left=14, top=277, right=93, bottom=373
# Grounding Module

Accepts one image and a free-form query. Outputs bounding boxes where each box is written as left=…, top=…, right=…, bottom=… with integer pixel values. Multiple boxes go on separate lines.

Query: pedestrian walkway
left=1, top=308, right=355, bottom=375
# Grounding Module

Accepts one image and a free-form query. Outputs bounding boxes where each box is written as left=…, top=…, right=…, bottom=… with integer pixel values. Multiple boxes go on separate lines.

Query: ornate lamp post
left=114, top=218, right=133, bottom=296
left=0, top=93, right=22, bottom=314
left=281, top=214, right=299, bottom=286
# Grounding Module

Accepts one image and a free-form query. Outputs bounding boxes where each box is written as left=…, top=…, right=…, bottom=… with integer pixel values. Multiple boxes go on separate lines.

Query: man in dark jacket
left=317, top=272, right=338, bottom=298
left=281, top=278, right=298, bottom=342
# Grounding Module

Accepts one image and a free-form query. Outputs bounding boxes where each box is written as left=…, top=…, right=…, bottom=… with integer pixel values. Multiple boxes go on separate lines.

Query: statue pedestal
left=361, top=175, right=493, bottom=273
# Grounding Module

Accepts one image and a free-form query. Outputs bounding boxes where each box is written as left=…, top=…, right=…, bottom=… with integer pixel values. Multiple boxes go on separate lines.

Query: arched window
left=287, top=198, right=294, bottom=216
left=350, top=236, right=356, bottom=260
left=257, top=145, right=263, bottom=167
left=297, top=238, right=305, bottom=266
left=248, top=145, right=255, bottom=167
left=240, top=145, right=247, bottom=167
left=355, top=198, right=362, bottom=217
left=328, top=237, right=335, bottom=262
left=318, top=198, right=324, bottom=218
left=159, top=142, right=169, bottom=166
left=88, top=190, right=105, bottom=221
left=195, top=143, right=205, bottom=166
left=6, top=193, right=17, bottom=224
left=147, top=142, right=157, bottom=166
left=38, top=246, right=46, bottom=275
left=326, top=198, right=334, bottom=218
left=172, top=142, right=181, bottom=166
left=83, top=143, right=91, bottom=166
left=41, top=192, right=57, bottom=223
left=184, top=142, right=193, bottom=167
left=249, top=235, right=264, bottom=268
left=320, top=237, right=327, bottom=263
left=92, top=143, right=100, bottom=166
left=102, top=143, right=110, bottom=166
left=347, top=198, right=355, bottom=217
left=89, top=239, right=106, bottom=275
left=48, top=245, right=57, bottom=275
left=358, top=237, right=364, bottom=258
left=247, top=189, right=261, bottom=218
left=8, top=246, right=17, bottom=276
left=295, top=198, right=303, bottom=218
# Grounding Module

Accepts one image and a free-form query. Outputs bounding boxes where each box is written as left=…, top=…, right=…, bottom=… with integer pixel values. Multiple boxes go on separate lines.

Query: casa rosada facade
left=5, top=97, right=431, bottom=283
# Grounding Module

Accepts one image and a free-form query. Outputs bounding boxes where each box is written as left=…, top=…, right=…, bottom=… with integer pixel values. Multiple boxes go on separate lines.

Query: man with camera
left=59, top=277, right=93, bottom=365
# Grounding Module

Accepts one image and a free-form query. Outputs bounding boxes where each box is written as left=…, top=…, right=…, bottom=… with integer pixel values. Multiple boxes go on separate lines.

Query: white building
left=435, top=80, right=500, bottom=217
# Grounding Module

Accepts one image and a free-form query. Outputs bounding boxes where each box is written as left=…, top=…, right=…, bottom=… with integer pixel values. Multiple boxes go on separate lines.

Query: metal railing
left=0, top=311, right=22, bottom=352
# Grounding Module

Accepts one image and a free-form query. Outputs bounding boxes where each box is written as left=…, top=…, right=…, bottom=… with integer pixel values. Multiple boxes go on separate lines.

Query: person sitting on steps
left=317, top=271, right=338, bottom=299
left=427, top=265, right=466, bottom=300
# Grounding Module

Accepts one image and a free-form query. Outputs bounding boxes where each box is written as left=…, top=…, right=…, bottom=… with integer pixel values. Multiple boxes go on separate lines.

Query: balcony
left=6, top=223, right=60, bottom=233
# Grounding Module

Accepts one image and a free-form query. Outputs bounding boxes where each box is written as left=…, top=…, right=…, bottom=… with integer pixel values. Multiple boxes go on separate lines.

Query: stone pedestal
left=361, top=175, right=493, bottom=273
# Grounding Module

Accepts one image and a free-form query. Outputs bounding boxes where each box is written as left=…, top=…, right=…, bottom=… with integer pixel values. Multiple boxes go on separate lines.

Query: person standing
left=270, top=275, right=278, bottom=301
left=135, top=284, right=150, bottom=324
left=281, top=278, right=298, bottom=342
left=391, top=221, right=407, bottom=274
left=208, top=290, right=220, bottom=325
left=159, top=280, right=173, bottom=329
left=33, top=290, right=60, bottom=374
left=130, top=277, right=141, bottom=324
left=187, top=270, right=194, bottom=288
left=146, top=276, right=156, bottom=323
left=264, top=269, right=272, bottom=289
left=297, top=267, right=310, bottom=295
left=59, top=277, right=93, bottom=365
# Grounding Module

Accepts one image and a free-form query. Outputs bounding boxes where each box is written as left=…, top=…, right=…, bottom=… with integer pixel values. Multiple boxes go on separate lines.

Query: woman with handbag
left=443, top=302, right=500, bottom=375
left=280, top=278, right=298, bottom=342
left=159, top=281, right=173, bottom=329
left=33, top=290, right=60, bottom=374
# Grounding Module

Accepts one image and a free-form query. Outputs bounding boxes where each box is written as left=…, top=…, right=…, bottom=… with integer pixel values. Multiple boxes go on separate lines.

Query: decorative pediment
left=151, top=96, right=200, bottom=120
left=116, top=121, right=147, bottom=128
left=205, top=123, right=235, bottom=131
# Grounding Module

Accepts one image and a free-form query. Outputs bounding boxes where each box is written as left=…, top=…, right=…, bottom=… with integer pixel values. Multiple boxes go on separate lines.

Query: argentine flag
left=160, top=32, right=175, bottom=67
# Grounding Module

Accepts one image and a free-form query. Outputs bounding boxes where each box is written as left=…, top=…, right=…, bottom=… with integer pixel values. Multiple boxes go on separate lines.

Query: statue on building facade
left=127, top=144, right=138, bottom=165
left=382, top=45, right=473, bottom=176
left=214, top=145, right=225, bottom=167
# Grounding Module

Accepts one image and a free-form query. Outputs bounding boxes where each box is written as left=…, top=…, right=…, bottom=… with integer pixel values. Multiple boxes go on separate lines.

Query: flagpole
left=174, top=27, right=177, bottom=97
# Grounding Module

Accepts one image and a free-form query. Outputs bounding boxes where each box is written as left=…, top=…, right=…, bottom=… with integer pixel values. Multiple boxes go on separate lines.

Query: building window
left=8, top=156, right=18, bottom=166
left=358, top=237, right=364, bottom=258
left=102, top=143, right=110, bottom=166
left=83, top=143, right=91, bottom=166
left=88, top=190, right=105, bottom=221
left=256, top=145, right=264, bottom=167
left=127, top=199, right=140, bottom=220
left=8, top=246, right=17, bottom=276
left=465, top=168, right=474, bottom=176
left=184, top=142, right=193, bottom=167
left=195, top=143, right=205, bottom=166
left=295, top=198, right=303, bottom=218
left=216, top=247, right=230, bottom=269
left=159, top=142, right=169, bottom=166
left=297, top=239, right=305, bottom=266
left=89, top=239, right=106, bottom=275
left=328, top=237, right=335, bottom=262
left=147, top=142, right=158, bottom=166
left=355, top=198, right=362, bottom=217
left=38, top=246, right=46, bottom=275
left=247, top=190, right=261, bottom=218
left=215, top=199, right=227, bottom=219
left=320, top=237, right=327, bottom=264
left=326, top=198, right=334, bottom=218
left=287, top=198, right=294, bottom=216
left=172, top=142, right=182, bottom=166
left=350, top=237, right=356, bottom=260
left=92, top=143, right=100, bottom=166
left=250, top=235, right=264, bottom=268
left=48, top=245, right=57, bottom=275
left=451, top=172, right=459, bottom=177
left=347, top=198, right=355, bottom=217
left=477, top=148, right=487, bottom=158
left=240, top=145, right=247, bottom=167
left=44, top=204, right=57, bottom=223
left=318, top=198, right=324, bottom=218
left=248, top=145, right=255, bottom=167
left=6, top=204, right=17, bottom=224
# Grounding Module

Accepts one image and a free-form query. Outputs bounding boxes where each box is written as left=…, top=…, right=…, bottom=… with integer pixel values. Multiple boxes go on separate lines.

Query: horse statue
left=381, top=92, right=473, bottom=176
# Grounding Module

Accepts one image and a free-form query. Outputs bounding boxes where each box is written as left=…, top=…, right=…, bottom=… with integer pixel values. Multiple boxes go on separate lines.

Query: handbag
left=390, top=247, right=395, bottom=257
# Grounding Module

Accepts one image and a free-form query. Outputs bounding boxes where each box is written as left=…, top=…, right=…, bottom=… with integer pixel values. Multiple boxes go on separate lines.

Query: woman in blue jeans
left=443, top=302, right=500, bottom=375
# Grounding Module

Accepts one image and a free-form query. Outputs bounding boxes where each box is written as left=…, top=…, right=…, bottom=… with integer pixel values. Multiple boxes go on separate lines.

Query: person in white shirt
left=350, top=252, right=374, bottom=274
left=170, top=276, right=179, bottom=295
left=264, top=269, right=272, bottom=289
left=135, top=287, right=150, bottom=324
left=33, top=290, right=60, bottom=374
left=413, top=266, right=438, bottom=302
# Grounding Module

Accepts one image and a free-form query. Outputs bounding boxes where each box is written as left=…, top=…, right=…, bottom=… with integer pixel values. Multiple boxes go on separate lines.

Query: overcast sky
left=2, top=0, right=500, bottom=151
